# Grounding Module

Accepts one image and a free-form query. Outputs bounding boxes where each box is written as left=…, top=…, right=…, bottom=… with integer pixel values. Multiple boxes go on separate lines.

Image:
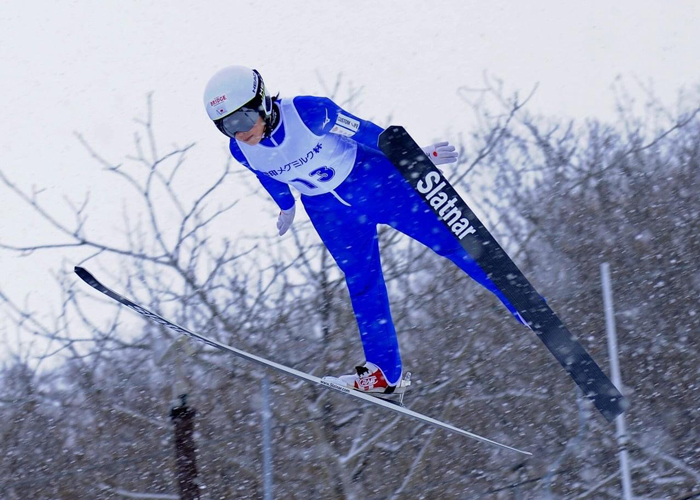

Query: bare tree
left=2, top=78, right=699, bottom=499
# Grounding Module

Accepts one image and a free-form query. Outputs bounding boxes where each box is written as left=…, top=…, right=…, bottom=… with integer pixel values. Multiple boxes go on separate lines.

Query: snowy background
left=2, top=1, right=698, bottom=314
left=1, top=1, right=700, bottom=499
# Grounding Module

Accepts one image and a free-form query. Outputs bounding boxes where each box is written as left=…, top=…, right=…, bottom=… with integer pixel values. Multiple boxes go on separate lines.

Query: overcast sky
left=1, top=0, right=698, bottom=354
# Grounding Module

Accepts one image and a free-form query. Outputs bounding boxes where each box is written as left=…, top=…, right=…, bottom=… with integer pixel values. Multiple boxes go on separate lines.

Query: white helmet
left=203, top=66, right=274, bottom=137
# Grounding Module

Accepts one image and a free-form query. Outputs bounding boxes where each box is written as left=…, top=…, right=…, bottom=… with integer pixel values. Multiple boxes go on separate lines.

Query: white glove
left=276, top=204, right=296, bottom=236
left=421, top=142, right=459, bottom=166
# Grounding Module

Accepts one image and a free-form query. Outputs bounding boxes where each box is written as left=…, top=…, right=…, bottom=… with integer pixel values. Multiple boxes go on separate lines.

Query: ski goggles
left=215, top=107, right=260, bottom=138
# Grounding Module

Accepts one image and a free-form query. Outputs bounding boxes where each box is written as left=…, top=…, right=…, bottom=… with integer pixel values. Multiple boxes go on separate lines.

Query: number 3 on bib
left=290, top=166, right=335, bottom=190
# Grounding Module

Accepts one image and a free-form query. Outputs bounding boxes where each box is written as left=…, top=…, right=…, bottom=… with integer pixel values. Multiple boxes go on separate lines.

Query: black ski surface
left=378, top=126, right=627, bottom=422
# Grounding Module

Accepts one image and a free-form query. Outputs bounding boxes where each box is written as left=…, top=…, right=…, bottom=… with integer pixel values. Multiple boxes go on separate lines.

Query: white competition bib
left=237, top=99, right=357, bottom=196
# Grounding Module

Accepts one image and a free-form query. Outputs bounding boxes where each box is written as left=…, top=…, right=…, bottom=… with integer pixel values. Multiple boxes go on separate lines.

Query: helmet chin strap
left=263, top=101, right=280, bottom=139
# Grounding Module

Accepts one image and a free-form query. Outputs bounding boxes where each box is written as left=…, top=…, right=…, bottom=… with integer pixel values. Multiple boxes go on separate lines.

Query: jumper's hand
left=421, top=142, right=459, bottom=166
left=276, top=205, right=296, bottom=236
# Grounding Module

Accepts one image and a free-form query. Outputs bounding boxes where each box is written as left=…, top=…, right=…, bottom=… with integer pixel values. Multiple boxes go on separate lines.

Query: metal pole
left=601, top=263, right=633, bottom=500
left=262, top=376, right=273, bottom=500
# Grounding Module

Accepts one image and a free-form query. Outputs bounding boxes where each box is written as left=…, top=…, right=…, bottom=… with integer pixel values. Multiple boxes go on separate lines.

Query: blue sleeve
left=293, top=96, right=384, bottom=152
left=229, top=140, right=295, bottom=211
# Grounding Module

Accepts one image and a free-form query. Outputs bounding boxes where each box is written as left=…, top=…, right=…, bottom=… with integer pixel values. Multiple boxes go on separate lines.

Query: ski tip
left=384, top=124, right=406, bottom=133
left=74, top=266, right=96, bottom=285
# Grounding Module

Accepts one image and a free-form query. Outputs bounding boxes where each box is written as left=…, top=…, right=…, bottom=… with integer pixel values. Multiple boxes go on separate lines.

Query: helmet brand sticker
left=210, top=95, right=227, bottom=107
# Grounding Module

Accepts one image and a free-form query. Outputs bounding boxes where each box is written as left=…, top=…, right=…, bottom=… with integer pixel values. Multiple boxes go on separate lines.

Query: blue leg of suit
left=302, top=145, right=518, bottom=384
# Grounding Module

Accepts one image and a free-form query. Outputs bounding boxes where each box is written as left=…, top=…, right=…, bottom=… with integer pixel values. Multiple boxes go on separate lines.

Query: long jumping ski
left=379, top=126, right=628, bottom=422
left=74, top=266, right=531, bottom=456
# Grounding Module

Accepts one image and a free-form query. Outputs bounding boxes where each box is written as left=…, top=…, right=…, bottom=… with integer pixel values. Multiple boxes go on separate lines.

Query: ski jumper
left=229, top=96, right=519, bottom=384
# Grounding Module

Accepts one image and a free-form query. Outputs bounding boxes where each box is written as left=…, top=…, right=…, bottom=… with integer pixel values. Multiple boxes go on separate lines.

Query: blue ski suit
left=229, top=96, right=518, bottom=384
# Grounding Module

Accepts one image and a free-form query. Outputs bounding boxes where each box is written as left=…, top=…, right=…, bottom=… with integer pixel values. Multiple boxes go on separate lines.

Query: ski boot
left=323, top=362, right=412, bottom=406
